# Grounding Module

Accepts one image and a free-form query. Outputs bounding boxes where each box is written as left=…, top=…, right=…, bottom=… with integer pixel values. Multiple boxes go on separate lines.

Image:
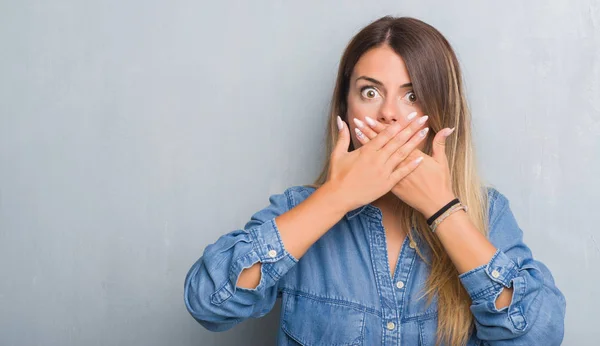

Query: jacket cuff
left=210, top=218, right=298, bottom=305
left=459, top=250, right=519, bottom=302
left=246, top=218, right=298, bottom=281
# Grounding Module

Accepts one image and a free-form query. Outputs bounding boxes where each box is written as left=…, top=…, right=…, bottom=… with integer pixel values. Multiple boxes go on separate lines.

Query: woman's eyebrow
left=355, top=76, right=412, bottom=89
left=356, top=76, right=384, bottom=86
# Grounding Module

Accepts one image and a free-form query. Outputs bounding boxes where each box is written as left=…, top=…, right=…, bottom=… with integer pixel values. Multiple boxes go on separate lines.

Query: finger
left=363, top=116, right=387, bottom=134
left=352, top=118, right=378, bottom=140
left=385, top=126, right=429, bottom=169
left=364, top=111, right=418, bottom=134
left=332, top=116, right=350, bottom=159
left=380, top=115, right=429, bottom=159
left=353, top=126, right=370, bottom=145
left=389, top=155, right=424, bottom=183
left=363, top=121, right=404, bottom=151
left=432, top=127, right=455, bottom=164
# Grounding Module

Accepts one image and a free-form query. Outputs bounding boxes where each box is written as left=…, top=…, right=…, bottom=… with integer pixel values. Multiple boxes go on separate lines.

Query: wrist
left=320, top=180, right=358, bottom=215
left=421, top=192, right=456, bottom=219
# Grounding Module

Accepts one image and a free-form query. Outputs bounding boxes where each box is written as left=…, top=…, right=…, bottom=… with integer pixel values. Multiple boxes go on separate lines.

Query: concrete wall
left=1, top=1, right=598, bottom=345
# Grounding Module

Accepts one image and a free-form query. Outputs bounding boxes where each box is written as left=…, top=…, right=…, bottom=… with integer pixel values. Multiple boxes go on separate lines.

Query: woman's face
left=346, top=45, right=427, bottom=150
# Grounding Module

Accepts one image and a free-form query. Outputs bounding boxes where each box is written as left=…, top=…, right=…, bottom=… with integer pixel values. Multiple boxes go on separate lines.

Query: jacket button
left=409, top=242, right=416, bottom=249
left=268, top=250, right=277, bottom=258
left=386, top=322, right=395, bottom=330
left=491, top=270, right=500, bottom=278
left=396, top=281, right=405, bottom=289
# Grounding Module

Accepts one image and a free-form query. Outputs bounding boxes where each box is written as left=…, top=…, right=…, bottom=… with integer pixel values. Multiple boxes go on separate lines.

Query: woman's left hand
left=353, top=116, right=457, bottom=219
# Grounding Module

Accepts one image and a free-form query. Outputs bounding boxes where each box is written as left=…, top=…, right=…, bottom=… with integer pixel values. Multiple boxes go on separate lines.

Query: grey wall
left=1, top=1, right=598, bottom=345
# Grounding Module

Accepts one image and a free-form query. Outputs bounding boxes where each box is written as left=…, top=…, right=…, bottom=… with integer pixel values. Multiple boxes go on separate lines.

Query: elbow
left=185, top=293, right=238, bottom=332
left=187, top=289, right=238, bottom=333
left=183, top=260, right=211, bottom=325
left=521, top=287, right=566, bottom=344
left=505, top=285, right=566, bottom=344
left=509, top=265, right=566, bottom=340
left=183, top=258, right=239, bottom=332
left=474, top=280, right=566, bottom=343
left=184, top=279, right=209, bottom=327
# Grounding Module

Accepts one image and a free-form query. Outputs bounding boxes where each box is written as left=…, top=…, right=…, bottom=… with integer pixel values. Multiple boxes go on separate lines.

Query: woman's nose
left=378, top=106, right=400, bottom=124
left=378, top=113, right=398, bottom=124
left=377, top=98, right=402, bottom=125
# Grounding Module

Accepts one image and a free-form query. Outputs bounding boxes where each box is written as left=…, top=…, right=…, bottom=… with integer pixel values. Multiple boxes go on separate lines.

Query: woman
left=184, top=16, right=566, bottom=345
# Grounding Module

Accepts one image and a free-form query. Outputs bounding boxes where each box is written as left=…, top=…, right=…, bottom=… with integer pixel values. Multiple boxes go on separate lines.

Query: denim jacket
left=184, top=186, right=566, bottom=345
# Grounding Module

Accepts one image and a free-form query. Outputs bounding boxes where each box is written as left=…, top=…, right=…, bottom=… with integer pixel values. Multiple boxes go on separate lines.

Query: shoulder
left=244, top=185, right=318, bottom=228
left=484, top=186, right=510, bottom=222
left=281, top=185, right=318, bottom=207
left=259, top=185, right=318, bottom=214
left=483, top=186, right=522, bottom=242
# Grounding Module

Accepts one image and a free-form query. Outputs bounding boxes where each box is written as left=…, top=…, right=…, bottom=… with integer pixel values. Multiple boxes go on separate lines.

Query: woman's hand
left=326, top=116, right=428, bottom=211
left=352, top=115, right=457, bottom=218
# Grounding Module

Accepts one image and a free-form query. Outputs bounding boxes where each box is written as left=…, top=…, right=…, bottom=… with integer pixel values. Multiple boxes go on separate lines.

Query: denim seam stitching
left=471, top=284, right=503, bottom=301
left=403, top=310, right=438, bottom=322
left=488, top=193, right=509, bottom=231
left=209, top=280, right=232, bottom=306
left=280, top=288, right=381, bottom=317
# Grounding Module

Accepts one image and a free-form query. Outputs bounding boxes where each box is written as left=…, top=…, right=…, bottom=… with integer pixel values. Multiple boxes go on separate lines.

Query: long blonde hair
left=310, top=16, right=490, bottom=346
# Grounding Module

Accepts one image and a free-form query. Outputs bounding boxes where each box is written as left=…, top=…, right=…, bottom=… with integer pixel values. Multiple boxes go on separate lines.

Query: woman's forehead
left=351, top=45, right=412, bottom=85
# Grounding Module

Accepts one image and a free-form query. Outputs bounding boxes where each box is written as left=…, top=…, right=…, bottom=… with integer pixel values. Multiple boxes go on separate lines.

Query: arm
left=434, top=189, right=566, bottom=345
left=352, top=113, right=566, bottom=344
left=237, top=182, right=350, bottom=288
left=184, top=183, right=349, bottom=332
left=426, top=190, right=512, bottom=308
left=184, top=117, right=426, bottom=331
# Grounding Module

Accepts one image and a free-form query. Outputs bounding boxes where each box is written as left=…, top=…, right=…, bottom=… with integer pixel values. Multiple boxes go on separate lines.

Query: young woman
left=184, top=16, right=566, bottom=345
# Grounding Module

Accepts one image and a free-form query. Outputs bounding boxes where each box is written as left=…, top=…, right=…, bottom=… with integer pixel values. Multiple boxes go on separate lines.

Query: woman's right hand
left=326, top=115, right=428, bottom=211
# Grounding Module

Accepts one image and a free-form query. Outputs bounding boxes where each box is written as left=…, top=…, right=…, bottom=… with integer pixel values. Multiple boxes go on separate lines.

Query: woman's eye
left=360, top=87, right=380, bottom=99
left=403, top=91, right=417, bottom=103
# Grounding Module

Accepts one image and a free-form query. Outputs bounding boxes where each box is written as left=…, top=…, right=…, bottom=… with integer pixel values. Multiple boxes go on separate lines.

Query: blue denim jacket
left=184, top=186, right=566, bottom=345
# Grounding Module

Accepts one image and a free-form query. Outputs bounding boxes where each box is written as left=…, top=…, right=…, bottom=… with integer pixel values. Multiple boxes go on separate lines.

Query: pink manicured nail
left=407, top=112, right=418, bottom=121
left=419, top=127, right=429, bottom=137
left=415, top=156, right=424, bottom=164
left=444, top=127, right=456, bottom=137
left=336, top=116, right=343, bottom=131
left=355, top=128, right=365, bottom=139
left=364, top=116, right=377, bottom=127
left=417, top=115, right=429, bottom=125
left=353, top=118, right=365, bottom=128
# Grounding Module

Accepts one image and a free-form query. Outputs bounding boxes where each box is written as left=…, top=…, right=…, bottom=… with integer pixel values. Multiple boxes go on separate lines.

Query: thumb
left=332, top=116, right=350, bottom=158
left=432, top=127, right=455, bottom=164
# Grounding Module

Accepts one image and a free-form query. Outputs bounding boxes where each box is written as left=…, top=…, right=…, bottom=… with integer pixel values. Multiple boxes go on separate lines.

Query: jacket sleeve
left=458, top=188, right=566, bottom=345
left=184, top=189, right=298, bottom=332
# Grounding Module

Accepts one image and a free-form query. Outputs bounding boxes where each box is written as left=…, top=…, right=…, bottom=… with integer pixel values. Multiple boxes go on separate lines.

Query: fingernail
left=444, top=127, right=456, bottom=137
left=419, top=127, right=429, bottom=137
left=415, top=156, right=424, bottom=164
left=353, top=118, right=365, bottom=128
left=354, top=128, right=365, bottom=138
left=417, top=115, right=429, bottom=125
left=336, top=116, right=343, bottom=131
left=407, top=111, right=418, bottom=121
left=364, top=116, right=377, bottom=127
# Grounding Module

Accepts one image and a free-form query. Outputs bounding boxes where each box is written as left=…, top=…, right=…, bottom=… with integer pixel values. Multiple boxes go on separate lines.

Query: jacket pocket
left=281, top=293, right=365, bottom=346
left=401, top=296, right=438, bottom=329
left=418, top=317, right=438, bottom=346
